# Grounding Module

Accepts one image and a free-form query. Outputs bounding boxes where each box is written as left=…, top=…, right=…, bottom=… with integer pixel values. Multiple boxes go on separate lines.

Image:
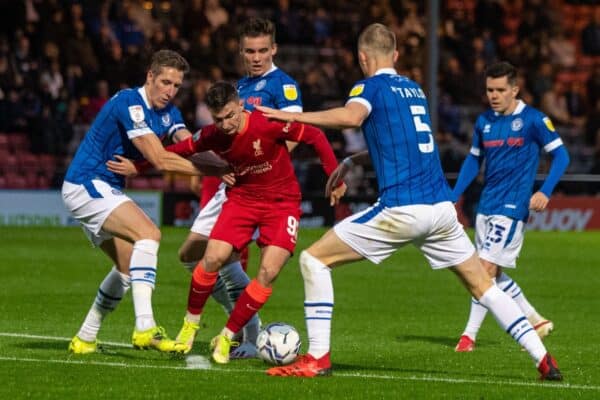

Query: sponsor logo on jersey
left=507, top=137, right=524, bottom=147
left=133, top=121, right=148, bottom=129
left=349, top=84, right=365, bottom=97
left=255, top=79, right=266, bottom=91
left=246, top=96, right=262, bottom=107
left=253, top=139, right=264, bottom=156
left=483, top=139, right=504, bottom=148
left=161, top=113, right=171, bottom=126
left=511, top=118, right=523, bottom=131
left=283, top=84, right=298, bottom=100
left=128, top=105, right=144, bottom=123
left=543, top=116, right=555, bottom=132
left=483, top=124, right=491, bottom=133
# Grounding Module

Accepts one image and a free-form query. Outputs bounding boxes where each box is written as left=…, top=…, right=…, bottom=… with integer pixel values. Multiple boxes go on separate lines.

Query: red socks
left=226, top=279, right=272, bottom=334
left=187, top=262, right=218, bottom=315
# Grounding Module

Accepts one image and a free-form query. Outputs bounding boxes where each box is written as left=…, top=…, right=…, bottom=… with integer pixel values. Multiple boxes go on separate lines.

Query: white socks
left=77, top=266, right=131, bottom=342
left=479, top=285, right=546, bottom=364
left=130, top=239, right=159, bottom=331
left=300, top=251, right=334, bottom=359
left=463, top=272, right=540, bottom=340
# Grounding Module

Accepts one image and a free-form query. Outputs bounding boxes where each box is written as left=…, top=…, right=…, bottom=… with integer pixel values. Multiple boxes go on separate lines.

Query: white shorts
left=62, top=179, right=132, bottom=246
left=334, top=201, right=475, bottom=268
left=190, top=185, right=227, bottom=236
left=475, top=214, right=524, bottom=268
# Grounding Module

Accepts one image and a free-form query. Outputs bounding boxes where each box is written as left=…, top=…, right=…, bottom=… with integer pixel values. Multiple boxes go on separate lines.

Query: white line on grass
left=1, top=332, right=598, bottom=391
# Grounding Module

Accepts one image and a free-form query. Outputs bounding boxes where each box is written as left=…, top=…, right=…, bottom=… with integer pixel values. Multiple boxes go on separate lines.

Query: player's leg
left=496, top=269, right=554, bottom=338
left=102, top=200, right=186, bottom=353
left=212, top=245, right=291, bottom=364
left=456, top=258, right=497, bottom=351
left=177, top=239, right=234, bottom=353
left=422, top=203, right=561, bottom=380
left=451, top=256, right=561, bottom=380
left=69, top=237, right=132, bottom=354
left=180, top=189, right=255, bottom=343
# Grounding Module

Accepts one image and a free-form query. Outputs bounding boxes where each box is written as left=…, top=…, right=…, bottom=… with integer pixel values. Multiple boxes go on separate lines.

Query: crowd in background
left=0, top=0, right=598, bottom=195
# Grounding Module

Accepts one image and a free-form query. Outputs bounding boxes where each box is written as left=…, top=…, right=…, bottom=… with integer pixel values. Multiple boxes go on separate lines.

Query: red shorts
left=210, top=197, right=301, bottom=254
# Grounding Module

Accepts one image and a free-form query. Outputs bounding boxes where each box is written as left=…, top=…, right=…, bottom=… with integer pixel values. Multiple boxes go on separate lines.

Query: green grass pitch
left=0, top=226, right=598, bottom=399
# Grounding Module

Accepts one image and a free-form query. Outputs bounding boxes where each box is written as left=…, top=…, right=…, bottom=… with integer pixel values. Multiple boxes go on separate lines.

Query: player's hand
left=326, top=161, right=351, bottom=199
left=328, top=182, right=347, bottom=206
left=529, top=191, right=549, bottom=212
left=221, top=172, right=236, bottom=187
left=256, top=105, right=296, bottom=122
left=106, top=155, right=138, bottom=177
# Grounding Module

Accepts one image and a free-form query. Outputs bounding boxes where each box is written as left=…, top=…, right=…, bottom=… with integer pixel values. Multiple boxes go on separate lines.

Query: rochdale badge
left=511, top=118, right=523, bottom=131
left=161, top=113, right=171, bottom=126
left=128, top=105, right=144, bottom=123
left=283, top=84, right=298, bottom=100
left=255, top=79, right=266, bottom=91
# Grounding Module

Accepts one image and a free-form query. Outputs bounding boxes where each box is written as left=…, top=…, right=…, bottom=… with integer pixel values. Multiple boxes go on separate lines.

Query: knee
left=203, top=254, right=225, bottom=271
left=300, top=250, right=328, bottom=278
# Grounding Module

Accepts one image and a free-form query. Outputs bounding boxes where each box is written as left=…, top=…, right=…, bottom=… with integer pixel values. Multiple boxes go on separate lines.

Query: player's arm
left=258, top=102, right=368, bottom=130
left=324, top=151, right=370, bottom=198
left=452, top=153, right=482, bottom=202
left=530, top=144, right=570, bottom=211
left=131, top=134, right=201, bottom=175
left=287, top=123, right=347, bottom=205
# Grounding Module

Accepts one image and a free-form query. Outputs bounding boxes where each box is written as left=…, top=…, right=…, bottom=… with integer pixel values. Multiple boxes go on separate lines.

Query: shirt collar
left=374, top=67, right=397, bottom=76
left=138, top=86, right=152, bottom=109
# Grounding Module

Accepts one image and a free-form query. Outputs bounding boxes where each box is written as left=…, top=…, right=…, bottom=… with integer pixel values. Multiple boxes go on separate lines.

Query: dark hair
left=206, top=81, right=239, bottom=111
left=149, top=49, right=190, bottom=75
left=485, top=61, right=517, bottom=85
left=238, top=18, right=275, bottom=43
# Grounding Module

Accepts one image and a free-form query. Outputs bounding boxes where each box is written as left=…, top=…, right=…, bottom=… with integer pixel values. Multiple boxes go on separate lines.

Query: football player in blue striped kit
left=452, top=61, right=570, bottom=353
left=63, top=50, right=207, bottom=355
left=258, top=24, right=562, bottom=380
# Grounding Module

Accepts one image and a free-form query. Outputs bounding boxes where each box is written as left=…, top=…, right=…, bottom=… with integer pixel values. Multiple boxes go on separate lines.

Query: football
left=256, top=322, right=301, bottom=365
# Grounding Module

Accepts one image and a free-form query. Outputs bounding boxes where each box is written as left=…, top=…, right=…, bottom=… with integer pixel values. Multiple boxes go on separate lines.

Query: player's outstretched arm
left=258, top=102, right=368, bottom=130
left=132, top=133, right=201, bottom=176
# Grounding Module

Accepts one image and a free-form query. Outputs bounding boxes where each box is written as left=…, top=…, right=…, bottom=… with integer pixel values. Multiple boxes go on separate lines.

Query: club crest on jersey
left=253, top=139, right=264, bottom=156
left=511, top=118, right=523, bottom=131
left=349, top=84, right=364, bottom=97
left=255, top=79, right=266, bottom=91
left=128, top=105, right=144, bottom=123
left=543, top=117, right=555, bottom=132
left=283, top=84, right=298, bottom=100
left=192, top=129, right=202, bottom=141
left=161, top=113, right=171, bottom=126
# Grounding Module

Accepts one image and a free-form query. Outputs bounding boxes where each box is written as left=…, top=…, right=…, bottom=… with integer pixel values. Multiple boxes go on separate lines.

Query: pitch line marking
left=1, top=332, right=598, bottom=391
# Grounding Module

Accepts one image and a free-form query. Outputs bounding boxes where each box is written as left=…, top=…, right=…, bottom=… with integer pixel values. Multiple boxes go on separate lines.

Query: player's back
left=352, top=71, right=451, bottom=207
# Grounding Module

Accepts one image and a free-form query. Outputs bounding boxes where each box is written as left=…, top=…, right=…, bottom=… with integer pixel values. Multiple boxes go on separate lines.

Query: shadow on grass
left=394, top=334, right=500, bottom=348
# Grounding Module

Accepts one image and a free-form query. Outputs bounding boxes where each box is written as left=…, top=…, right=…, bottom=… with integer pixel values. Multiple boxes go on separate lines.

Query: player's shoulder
left=267, top=67, right=299, bottom=85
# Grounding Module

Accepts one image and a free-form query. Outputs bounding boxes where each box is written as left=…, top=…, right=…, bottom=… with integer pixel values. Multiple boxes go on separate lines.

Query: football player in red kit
left=165, top=81, right=345, bottom=363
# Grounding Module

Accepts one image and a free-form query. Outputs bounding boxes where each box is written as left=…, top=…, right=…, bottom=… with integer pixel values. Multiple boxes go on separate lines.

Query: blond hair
left=357, top=23, right=396, bottom=56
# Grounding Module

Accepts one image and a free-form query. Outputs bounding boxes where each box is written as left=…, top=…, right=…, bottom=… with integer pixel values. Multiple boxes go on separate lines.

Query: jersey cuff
left=346, top=98, right=372, bottom=115
left=127, top=128, right=154, bottom=139
left=544, top=138, right=563, bottom=152
left=281, top=105, right=302, bottom=113
left=470, top=147, right=481, bottom=157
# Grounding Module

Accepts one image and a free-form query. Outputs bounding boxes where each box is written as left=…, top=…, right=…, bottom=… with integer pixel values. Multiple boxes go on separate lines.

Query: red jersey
left=167, top=111, right=338, bottom=202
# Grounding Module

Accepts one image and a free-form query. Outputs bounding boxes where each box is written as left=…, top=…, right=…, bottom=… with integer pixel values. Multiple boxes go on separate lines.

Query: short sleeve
left=531, top=113, right=563, bottom=152
left=345, top=79, right=375, bottom=116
